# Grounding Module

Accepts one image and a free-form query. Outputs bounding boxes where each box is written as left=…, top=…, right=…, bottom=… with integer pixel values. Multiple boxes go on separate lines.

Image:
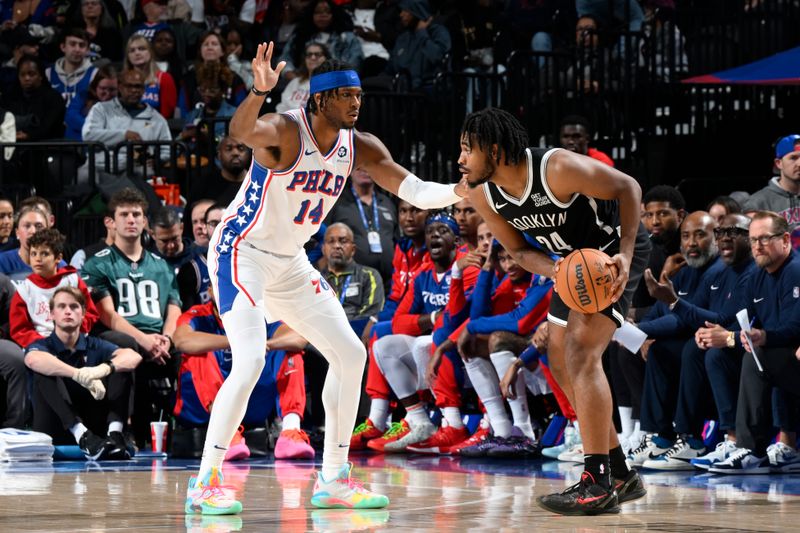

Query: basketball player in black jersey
left=458, top=108, right=651, bottom=515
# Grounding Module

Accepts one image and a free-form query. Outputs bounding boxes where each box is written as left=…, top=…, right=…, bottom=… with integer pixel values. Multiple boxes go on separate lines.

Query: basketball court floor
left=0, top=452, right=797, bottom=532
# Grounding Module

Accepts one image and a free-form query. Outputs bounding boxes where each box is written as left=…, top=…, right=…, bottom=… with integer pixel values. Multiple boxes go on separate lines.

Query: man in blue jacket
left=709, top=211, right=800, bottom=474
left=628, top=211, right=721, bottom=465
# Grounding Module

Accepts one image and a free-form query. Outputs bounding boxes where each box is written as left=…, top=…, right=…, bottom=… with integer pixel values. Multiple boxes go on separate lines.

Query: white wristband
left=397, top=174, right=461, bottom=209
left=451, top=262, right=462, bottom=279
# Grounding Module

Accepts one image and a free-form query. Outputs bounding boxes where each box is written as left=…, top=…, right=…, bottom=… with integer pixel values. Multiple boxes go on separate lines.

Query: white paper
left=736, top=309, right=764, bottom=372
left=613, top=322, right=648, bottom=353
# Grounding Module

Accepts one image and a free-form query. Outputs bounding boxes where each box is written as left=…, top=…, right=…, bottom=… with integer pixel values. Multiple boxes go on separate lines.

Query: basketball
left=554, top=248, right=617, bottom=314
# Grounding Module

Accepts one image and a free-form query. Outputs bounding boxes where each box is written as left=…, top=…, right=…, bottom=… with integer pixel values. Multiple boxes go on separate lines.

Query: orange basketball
left=554, top=248, right=617, bottom=314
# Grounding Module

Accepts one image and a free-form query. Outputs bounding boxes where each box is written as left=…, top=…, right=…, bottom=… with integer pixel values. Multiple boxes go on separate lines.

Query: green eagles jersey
left=82, top=245, right=181, bottom=334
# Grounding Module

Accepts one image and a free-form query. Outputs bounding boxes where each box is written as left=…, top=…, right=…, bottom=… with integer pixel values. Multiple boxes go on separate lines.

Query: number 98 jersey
left=81, top=246, right=181, bottom=334
left=214, top=107, right=355, bottom=258
left=482, top=147, right=620, bottom=257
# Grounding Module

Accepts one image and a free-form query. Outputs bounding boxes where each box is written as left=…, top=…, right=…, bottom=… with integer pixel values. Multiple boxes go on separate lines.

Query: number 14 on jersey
left=293, top=198, right=324, bottom=225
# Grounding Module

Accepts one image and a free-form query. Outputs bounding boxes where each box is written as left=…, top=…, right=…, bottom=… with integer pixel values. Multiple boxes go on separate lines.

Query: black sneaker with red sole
left=536, top=471, right=620, bottom=516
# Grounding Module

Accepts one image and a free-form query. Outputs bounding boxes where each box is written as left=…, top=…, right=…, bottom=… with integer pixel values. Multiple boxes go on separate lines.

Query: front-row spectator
left=10, top=228, right=99, bottom=350
left=24, top=286, right=142, bottom=460
left=82, top=69, right=172, bottom=174
left=4, top=55, right=65, bottom=141
left=81, top=188, right=180, bottom=445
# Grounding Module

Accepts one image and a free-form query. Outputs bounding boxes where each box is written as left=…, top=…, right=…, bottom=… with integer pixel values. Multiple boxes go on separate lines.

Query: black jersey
left=482, top=147, right=620, bottom=257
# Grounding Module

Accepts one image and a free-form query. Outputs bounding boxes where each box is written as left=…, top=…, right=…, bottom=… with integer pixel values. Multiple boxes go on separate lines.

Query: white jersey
left=215, top=107, right=355, bottom=257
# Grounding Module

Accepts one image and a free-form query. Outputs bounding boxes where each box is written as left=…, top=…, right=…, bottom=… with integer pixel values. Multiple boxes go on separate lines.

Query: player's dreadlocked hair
left=460, top=108, right=529, bottom=166
left=306, top=59, right=357, bottom=115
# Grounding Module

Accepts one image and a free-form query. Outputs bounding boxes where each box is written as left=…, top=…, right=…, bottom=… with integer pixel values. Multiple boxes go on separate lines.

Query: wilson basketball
left=555, top=248, right=617, bottom=314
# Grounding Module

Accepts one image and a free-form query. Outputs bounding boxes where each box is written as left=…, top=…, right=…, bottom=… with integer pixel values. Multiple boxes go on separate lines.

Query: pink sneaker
left=275, top=429, right=316, bottom=460
left=225, top=426, right=250, bottom=461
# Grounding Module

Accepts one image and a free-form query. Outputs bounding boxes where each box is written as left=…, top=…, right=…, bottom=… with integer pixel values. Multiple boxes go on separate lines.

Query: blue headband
left=426, top=212, right=460, bottom=236
left=309, top=70, right=361, bottom=94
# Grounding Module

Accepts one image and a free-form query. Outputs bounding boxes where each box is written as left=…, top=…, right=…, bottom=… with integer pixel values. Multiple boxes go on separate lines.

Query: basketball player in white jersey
left=184, top=42, right=466, bottom=514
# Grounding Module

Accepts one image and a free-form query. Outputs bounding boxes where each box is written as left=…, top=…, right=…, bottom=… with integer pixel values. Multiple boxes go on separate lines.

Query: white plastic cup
left=150, top=421, right=168, bottom=453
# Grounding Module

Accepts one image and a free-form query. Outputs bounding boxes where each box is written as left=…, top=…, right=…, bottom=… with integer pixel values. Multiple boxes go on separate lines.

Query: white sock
left=443, top=407, right=463, bottom=429
left=368, top=398, right=390, bottom=430
left=108, top=421, right=123, bottom=435
left=198, top=307, right=268, bottom=481
left=618, top=406, right=634, bottom=439
left=490, top=351, right=532, bottom=436
left=71, top=422, right=88, bottom=444
left=464, top=358, right=512, bottom=438
left=282, top=412, right=301, bottom=431
left=321, top=463, right=346, bottom=482
left=405, top=404, right=431, bottom=428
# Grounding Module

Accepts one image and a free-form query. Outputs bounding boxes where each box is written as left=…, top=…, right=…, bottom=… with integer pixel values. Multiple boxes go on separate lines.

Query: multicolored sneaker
left=612, top=469, right=647, bottom=504
left=274, top=428, right=315, bottom=460
left=406, top=422, right=468, bottom=455
left=310, top=463, right=390, bottom=509
left=225, top=426, right=250, bottom=462
left=536, top=471, right=620, bottom=516
left=350, top=419, right=385, bottom=451
left=486, top=426, right=539, bottom=458
left=367, top=420, right=410, bottom=453
left=382, top=420, right=436, bottom=453
left=691, top=437, right=738, bottom=470
left=767, top=442, right=800, bottom=473
left=449, top=419, right=490, bottom=454
left=185, top=467, right=243, bottom=515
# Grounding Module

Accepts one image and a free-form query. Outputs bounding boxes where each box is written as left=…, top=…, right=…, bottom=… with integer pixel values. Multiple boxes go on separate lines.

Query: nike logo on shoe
left=577, top=494, right=608, bottom=504
left=213, top=445, right=228, bottom=450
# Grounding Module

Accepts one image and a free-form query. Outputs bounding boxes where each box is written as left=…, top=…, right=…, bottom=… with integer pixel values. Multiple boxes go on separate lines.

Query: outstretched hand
left=251, top=42, right=286, bottom=93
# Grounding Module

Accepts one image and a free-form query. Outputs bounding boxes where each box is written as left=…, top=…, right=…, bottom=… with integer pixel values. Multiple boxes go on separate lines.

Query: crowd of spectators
left=0, top=0, right=795, bottom=476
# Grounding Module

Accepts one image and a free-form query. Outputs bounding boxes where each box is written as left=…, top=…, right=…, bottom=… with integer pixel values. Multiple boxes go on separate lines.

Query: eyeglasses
left=305, top=51, right=325, bottom=58
left=748, top=233, right=783, bottom=246
left=206, top=220, right=221, bottom=230
left=713, top=226, right=749, bottom=239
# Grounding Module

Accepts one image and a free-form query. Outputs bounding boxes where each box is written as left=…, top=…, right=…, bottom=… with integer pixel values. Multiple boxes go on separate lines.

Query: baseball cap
left=776, top=134, right=800, bottom=159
